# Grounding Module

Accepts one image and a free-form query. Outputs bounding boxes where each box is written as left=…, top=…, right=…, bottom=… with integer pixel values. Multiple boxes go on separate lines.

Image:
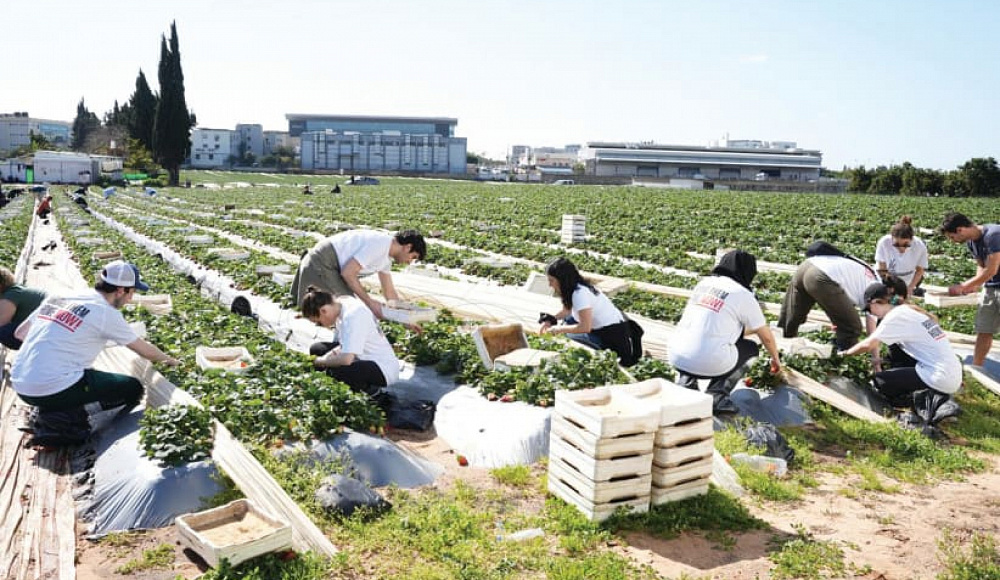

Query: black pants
left=676, top=337, right=760, bottom=397
left=310, top=342, right=387, bottom=396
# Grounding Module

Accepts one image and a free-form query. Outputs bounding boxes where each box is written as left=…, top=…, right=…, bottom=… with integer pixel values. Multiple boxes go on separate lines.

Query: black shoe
left=712, top=395, right=740, bottom=415
left=931, top=400, right=962, bottom=425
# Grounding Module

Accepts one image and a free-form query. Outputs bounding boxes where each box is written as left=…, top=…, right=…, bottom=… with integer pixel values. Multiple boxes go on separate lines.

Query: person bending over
left=669, top=250, right=782, bottom=415
left=301, top=286, right=400, bottom=396
left=540, top=257, right=641, bottom=366
left=0, top=266, right=47, bottom=350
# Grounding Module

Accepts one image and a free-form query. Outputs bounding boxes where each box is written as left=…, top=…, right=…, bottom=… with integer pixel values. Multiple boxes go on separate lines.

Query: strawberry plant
left=138, top=404, right=214, bottom=467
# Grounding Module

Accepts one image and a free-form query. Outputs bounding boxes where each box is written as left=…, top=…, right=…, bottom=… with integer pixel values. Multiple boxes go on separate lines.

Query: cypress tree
left=70, top=98, right=100, bottom=151
left=129, top=70, right=158, bottom=152
left=152, top=21, right=194, bottom=186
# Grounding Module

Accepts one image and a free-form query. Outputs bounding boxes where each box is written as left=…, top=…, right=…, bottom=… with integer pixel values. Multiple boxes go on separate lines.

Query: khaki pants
left=778, top=261, right=862, bottom=349
left=290, top=241, right=353, bottom=306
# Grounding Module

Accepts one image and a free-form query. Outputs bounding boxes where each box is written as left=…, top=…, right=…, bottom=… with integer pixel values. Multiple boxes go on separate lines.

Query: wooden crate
left=547, top=468, right=649, bottom=522
left=176, top=499, right=292, bottom=567
left=551, top=415, right=655, bottom=460
left=616, top=379, right=713, bottom=428
left=554, top=386, right=660, bottom=440
left=196, top=346, right=255, bottom=373
left=651, top=456, right=713, bottom=488
left=653, top=437, right=714, bottom=469
left=549, top=434, right=653, bottom=482
left=650, top=478, right=710, bottom=506
left=924, top=291, right=980, bottom=308
left=654, top=417, right=714, bottom=448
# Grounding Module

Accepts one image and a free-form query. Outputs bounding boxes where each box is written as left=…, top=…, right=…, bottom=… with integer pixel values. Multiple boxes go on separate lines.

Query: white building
left=235, top=124, right=264, bottom=160
left=263, top=130, right=297, bottom=156
left=0, top=113, right=72, bottom=155
left=581, top=141, right=822, bottom=182
left=189, top=128, right=236, bottom=168
left=3, top=151, right=122, bottom=184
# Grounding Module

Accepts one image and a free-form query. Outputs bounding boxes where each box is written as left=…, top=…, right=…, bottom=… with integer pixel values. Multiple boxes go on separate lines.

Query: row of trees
left=69, top=22, right=194, bottom=185
left=845, top=158, right=1000, bottom=197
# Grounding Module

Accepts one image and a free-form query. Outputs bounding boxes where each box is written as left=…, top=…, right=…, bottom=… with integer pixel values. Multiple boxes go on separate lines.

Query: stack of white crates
left=621, top=379, right=714, bottom=505
left=548, top=387, right=659, bottom=522
left=560, top=214, right=586, bottom=245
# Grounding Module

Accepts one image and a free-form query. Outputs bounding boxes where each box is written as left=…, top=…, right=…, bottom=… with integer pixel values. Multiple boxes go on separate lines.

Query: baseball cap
left=100, top=260, right=150, bottom=292
left=862, top=282, right=891, bottom=312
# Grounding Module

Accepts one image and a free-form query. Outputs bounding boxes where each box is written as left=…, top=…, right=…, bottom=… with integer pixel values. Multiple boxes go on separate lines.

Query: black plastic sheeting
left=718, top=384, right=813, bottom=428
left=78, top=408, right=222, bottom=536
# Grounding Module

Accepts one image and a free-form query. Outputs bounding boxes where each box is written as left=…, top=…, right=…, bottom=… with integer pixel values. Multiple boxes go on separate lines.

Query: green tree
left=955, top=157, right=1000, bottom=197
left=152, top=22, right=195, bottom=186
left=847, top=165, right=872, bottom=193
left=70, top=98, right=101, bottom=151
left=124, top=137, right=159, bottom=174
left=128, top=69, right=157, bottom=152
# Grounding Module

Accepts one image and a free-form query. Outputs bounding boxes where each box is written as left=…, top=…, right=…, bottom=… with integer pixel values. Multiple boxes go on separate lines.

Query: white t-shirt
left=807, top=255, right=879, bottom=308
left=331, top=230, right=393, bottom=276
left=335, top=297, right=400, bottom=384
left=874, top=235, right=928, bottom=287
left=11, top=291, right=139, bottom=397
left=571, top=285, right=624, bottom=329
left=669, top=276, right=767, bottom=377
left=870, top=306, right=962, bottom=394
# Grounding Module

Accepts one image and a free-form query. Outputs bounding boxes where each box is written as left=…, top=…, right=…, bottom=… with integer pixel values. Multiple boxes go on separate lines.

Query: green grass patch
left=788, top=401, right=985, bottom=484
left=114, top=543, right=174, bottom=574
left=197, top=551, right=333, bottom=580
left=937, top=529, right=1000, bottom=580
left=949, top=376, right=1000, bottom=454
left=768, top=525, right=848, bottom=580
left=490, top=464, right=533, bottom=487
left=606, top=487, right=769, bottom=543
left=714, top=424, right=817, bottom=501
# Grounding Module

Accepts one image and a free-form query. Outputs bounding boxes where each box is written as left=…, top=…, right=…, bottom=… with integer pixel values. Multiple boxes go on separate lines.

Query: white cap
left=100, top=260, right=149, bottom=292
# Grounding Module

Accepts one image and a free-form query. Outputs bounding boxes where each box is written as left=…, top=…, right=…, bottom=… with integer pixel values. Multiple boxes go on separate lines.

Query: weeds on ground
left=114, top=543, right=175, bottom=574
left=713, top=424, right=817, bottom=501
left=788, top=401, right=985, bottom=484
left=491, top=464, right=533, bottom=487
left=949, top=376, right=1000, bottom=454
left=768, top=523, right=848, bottom=580
left=197, top=552, right=333, bottom=580
left=937, top=529, right=1000, bottom=580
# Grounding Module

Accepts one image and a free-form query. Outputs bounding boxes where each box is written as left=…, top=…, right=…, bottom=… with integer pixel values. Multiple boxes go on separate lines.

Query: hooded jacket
left=712, top=250, right=758, bottom=291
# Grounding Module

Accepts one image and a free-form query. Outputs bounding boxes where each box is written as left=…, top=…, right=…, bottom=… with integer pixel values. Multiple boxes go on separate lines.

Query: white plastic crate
left=652, top=437, right=714, bottom=469
left=176, top=499, right=292, bottom=568
left=551, top=415, right=655, bottom=460
left=651, top=456, right=713, bottom=488
left=617, top=378, right=713, bottom=427
left=493, top=348, right=559, bottom=371
left=209, top=247, right=251, bottom=261
left=547, top=469, right=649, bottom=522
left=254, top=264, right=292, bottom=276
left=185, top=234, right=214, bottom=245
left=196, top=346, right=255, bottom=373
left=554, top=386, right=660, bottom=440
left=548, top=459, right=652, bottom=504
left=130, top=294, right=173, bottom=316
left=650, top=478, right=709, bottom=506
left=653, top=417, right=714, bottom=449
left=271, top=272, right=294, bottom=286
left=924, top=291, right=980, bottom=308
left=382, top=300, right=438, bottom=325
left=549, top=435, right=653, bottom=481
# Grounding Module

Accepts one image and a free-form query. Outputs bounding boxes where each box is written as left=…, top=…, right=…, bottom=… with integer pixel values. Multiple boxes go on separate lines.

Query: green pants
left=17, top=369, right=143, bottom=412
left=778, top=261, right=862, bottom=349
left=290, top=241, right=353, bottom=307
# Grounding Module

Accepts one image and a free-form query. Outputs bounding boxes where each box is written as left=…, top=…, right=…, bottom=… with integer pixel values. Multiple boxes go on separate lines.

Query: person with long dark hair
left=669, top=250, right=782, bottom=414
left=301, top=285, right=399, bottom=396
left=540, top=257, right=641, bottom=366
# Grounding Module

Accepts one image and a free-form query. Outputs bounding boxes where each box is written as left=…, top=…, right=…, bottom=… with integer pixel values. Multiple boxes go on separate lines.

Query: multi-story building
left=235, top=124, right=264, bottom=160
left=289, top=114, right=467, bottom=174
left=0, top=113, right=72, bottom=155
left=189, top=128, right=236, bottom=169
left=580, top=140, right=821, bottom=182
left=263, top=130, right=297, bottom=156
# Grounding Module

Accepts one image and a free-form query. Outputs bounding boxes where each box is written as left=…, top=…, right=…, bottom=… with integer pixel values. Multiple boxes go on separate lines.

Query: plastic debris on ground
left=716, top=383, right=813, bottom=429
left=298, top=430, right=444, bottom=488
left=78, top=408, right=222, bottom=536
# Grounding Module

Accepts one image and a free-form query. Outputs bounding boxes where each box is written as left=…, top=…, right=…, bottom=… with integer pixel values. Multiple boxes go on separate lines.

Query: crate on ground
left=547, top=465, right=650, bottom=523
left=650, top=477, right=710, bottom=506
left=554, top=385, right=661, bottom=439
left=185, top=234, right=214, bottom=245
left=271, top=272, right=294, bottom=286
left=176, top=499, right=292, bottom=568
left=549, top=432, right=653, bottom=481
left=651, top=455, right=713, bottom=488
left=382, top=300, right=438, bottom=325
left=130, top=294, right=173, bottom=316
left=560, top=214, right=586, bottom=245
left=471, top=323, right=559, bottom=371
left=196, top=346, right=255, bottom=373
left=209, top=247, right=251, bottom=261
left=617, top=378, right=713, bottom=428
left=93, top=250, right=123, bottom=261
left=522, top=272, right=555, bottom=296
left=254, top=264, right=291, bottom=276
left=924, top=291, right=980, bottom=308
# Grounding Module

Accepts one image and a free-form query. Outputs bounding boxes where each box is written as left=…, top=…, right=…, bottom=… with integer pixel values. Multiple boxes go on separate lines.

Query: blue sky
left=4, top=0, right=997, bottom=169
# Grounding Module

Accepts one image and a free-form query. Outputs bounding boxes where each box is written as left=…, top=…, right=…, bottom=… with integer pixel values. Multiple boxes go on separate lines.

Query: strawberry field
left=8, top=173, right=1000, bottom=579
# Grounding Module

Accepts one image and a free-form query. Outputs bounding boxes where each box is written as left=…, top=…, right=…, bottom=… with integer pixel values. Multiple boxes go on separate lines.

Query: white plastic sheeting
left=434, top=386, right=552, bottom=468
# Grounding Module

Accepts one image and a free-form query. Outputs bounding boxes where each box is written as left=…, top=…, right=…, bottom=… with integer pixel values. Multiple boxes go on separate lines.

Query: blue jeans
left=563, top=316, right=604, bottom=350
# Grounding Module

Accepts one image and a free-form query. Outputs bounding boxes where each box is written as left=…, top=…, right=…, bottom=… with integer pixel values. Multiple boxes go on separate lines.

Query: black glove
left=538, top=312, right=558, bottom=325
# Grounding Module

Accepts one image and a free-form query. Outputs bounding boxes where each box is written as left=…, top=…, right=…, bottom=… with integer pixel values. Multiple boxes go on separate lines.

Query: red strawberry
left=456, top=455, right=469, bottom=466
left=500, top=394, right=515, bottom=403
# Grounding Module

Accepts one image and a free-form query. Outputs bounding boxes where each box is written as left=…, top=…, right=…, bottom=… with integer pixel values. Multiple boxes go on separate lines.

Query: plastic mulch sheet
left=719, top=384, right=813, bottom=428
left=79, top=408, right=222, bottom=536
left=304, top=430, right=443, bottom=488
